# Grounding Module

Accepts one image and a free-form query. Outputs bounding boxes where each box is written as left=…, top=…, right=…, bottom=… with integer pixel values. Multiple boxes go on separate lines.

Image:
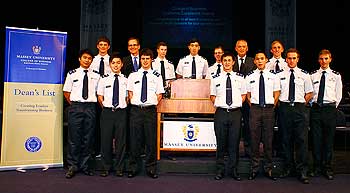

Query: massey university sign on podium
left=0, top=27, right=67, bottom=171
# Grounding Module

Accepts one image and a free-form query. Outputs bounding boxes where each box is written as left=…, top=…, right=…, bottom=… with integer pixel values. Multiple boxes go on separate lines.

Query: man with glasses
left=122, top=37, right=141, bottom=78
left=206, top=44, right=225, bottom=79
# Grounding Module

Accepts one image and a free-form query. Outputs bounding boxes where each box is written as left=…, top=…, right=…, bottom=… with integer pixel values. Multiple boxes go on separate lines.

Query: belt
left=131, top=104, right=156, bottom=109
left=251, top=104, right=274, bottom=108
left=312, top=102, right=336, bottom=108
left=71, top=101, right=96, bottom=105
left=104, top=107, right=124, bottom=112
left=280, top=101, right=304, bottom=107
left=218, top=107, right=240, bottom=112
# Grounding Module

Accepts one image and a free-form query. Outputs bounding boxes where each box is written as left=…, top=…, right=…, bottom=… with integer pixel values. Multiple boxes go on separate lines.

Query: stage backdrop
left=0, top=27, right=67, bottom=171
left=265, top=0, right=296, bottom=56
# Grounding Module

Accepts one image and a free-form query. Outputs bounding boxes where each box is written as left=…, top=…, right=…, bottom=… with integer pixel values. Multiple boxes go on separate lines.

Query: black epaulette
left=269, top=70, right=276, bottom=74
left=68, top=69, right=76, bottom=74
left=276, top=69, right=284, bottom=73
left=102, top=74, right=109, bottom=78
left=167, top=59, right=173, bottom=64
left=300, top=69, right=308, bottom=74
left=93, top=70, right=100, bottom=74
left=153, top=71, right=160, bottom=77
left=310, top=70, right=317, bottom=75
left=332, top=70, right=340, bottom=75
left=200, top=56, right=207, bottom=60
left=236, top=72, right=244, bottom=77
left=246, top=70, right=254, bottom=76
left=212, top=73, right=220, bottom=79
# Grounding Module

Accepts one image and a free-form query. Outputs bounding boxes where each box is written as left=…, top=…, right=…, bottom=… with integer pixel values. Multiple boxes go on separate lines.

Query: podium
left=156, top=79, right=216, bottom=160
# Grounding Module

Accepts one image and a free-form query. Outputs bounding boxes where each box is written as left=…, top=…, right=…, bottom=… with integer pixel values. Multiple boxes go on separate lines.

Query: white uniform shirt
left=205, top=62, right=222, bottom=79
left=210, top=71, right=247, bottom=109
left=127, top=68, right=165, bottom=106
left=266, top=57, right=288, bottom=73
left=63, top=67, right=100, bottom=102
left=176, top=54, right=208, bottom=79
left=152, top=57, right=176, bottom=80
left=89, top=54, right=111, bottom=75
left=276, top=67, right=313, bottom=103
left=97, top=72, right=128, bottom=108
left=310, top=68, right=342, bottom=107
left=245, top=69, right=281, bottom=105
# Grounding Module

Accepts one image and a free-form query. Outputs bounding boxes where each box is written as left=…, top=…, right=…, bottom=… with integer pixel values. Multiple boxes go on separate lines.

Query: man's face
left=140, top=55, right=152, bottom=70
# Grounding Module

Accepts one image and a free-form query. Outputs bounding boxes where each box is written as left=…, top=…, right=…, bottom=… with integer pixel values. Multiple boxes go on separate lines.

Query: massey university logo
left=182, top=124, right=199, bottom=142
left=32, top=45, right=41, bottom=55
left=25, top=136, right=42, bottom=152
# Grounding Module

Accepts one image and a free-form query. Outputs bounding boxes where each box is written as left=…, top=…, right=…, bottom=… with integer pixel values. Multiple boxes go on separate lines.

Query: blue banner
left=1, top=27, right=67, bottom=171
left=4, top=27, right=67, bottom=84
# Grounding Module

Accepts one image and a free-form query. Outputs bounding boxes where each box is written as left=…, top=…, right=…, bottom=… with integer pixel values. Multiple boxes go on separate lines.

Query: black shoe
left=324, top=171, right=334, bottom=180
left=309, top=169, right=321, bottom=177
left=100, top=170, right=109, bottom=177
left=232, top=170, right=242, bottom=181
left=214, top=173, right=223, bottom=180
left=83, top=170, right=94, bottom=176
left=248, top=171, right=257, bottom=180
left=265, top=170, right=277, bottom=181
left=65, top=168, right=75, bottom=179
left=115, top=171, right=123, bottom=177
left=127, top=172, right=135, bottom=178
left=279, top=169, right=290, bottom=178
left=146, top=171, right=158, bottom=179
left=299, top=173, right=310, bottom=184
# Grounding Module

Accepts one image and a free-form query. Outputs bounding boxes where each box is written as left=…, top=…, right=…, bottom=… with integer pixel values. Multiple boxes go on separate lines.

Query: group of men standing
left=62, top=36, right=343, bottom=185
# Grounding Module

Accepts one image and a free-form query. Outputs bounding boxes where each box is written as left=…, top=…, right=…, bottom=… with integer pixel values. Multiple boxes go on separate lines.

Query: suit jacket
left=122, top=55, right=139, bottom=78
left=233, top=56, right=256, bottom=76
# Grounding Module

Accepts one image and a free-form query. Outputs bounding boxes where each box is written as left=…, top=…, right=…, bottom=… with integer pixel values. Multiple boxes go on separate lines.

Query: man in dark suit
left=121, top=37, right=141, bottom=172
left=233, top=39, right=256, bottom=158
left=122, top=37, right=141, bottom=78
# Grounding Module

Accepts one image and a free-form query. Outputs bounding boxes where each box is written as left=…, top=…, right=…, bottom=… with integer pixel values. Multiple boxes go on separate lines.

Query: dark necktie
left=317, top=71, right=326, bottom=105
left=239, top=58, right=244, bottom=73
left=99, top=57, right=104, bottom=76
left=275, top=60, right=280, bottom=72
left=288, top=69, right=295, bottom=102
left=141, top=71, right=148, bottom=103
left=133, top=57, right=138, bottom=72
left=226, top=73, right=232, bottom=106
left=82, top=70, right=88, bottom=100
left=160, top=60, right=166, bottom=87
left=192, top=57, right=196, bottom=79
left=216, top=64, right=221, bottom=75
left=112, top=74, right=119, bottom=107
left=259, top=71, right=265, bottom=107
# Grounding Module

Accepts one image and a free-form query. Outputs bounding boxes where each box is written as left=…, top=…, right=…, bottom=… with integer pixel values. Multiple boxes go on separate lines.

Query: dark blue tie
left=99, top=57, right=104, bottom=76
left=141, top=71, right=148, bottom=103
left=82, top=70, right=88, bottom=100
left=259, top=71, right=265, bottom=107
left=192, top=57, right=196, bottom=79
left=112, top=74, right=119, bottom=107
left=133, top=57, right=138, bottom=72
left=216, top=64, right=221, bottom=75
left=160, top=60, right=166, bottom=87
left=288, top=69, right=295, bottom=102
left=317, top=71, right=326, bottom=105
left=275, top=60, right=280, bottom=73
left=239, top=58, right=244, bottom=73
left=226, top=73, right=232, bottom=106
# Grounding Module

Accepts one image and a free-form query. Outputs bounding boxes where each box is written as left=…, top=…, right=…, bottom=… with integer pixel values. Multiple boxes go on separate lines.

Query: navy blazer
left=122, top=55, right=140, bottom=78
left=233, top=56, right=256, bottom=76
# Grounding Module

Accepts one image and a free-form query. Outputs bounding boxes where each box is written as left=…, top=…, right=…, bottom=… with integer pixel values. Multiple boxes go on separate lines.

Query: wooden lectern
left=156, top=79, right=216, bottom=160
